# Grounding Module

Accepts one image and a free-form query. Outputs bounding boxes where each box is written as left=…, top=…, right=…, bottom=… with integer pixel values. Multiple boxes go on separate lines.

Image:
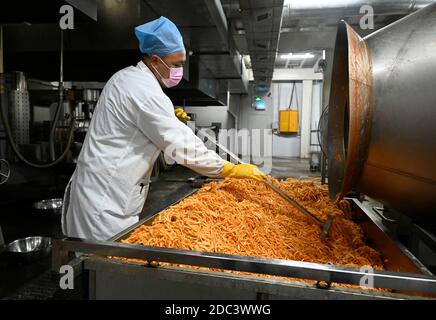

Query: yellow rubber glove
left=220, top=161, right=266, bottom=182
left=174, top=108, right=191, bottom=121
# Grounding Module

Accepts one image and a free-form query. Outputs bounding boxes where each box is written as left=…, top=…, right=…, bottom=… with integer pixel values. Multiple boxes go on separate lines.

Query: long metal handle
left=194, top=125, right=326, bottom=227
left=194, top=127, right=241, bottom=164
left=49, top=29, right=65, bottom=161
left=262, top=178, right=324, bottom=227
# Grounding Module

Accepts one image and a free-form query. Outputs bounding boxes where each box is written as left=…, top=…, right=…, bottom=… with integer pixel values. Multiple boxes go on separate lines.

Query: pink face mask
left=152, top=56, right=183, bottom=88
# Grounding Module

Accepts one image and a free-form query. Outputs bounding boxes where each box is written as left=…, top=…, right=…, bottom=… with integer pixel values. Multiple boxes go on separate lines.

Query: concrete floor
left=269, top=157, right=320, bottom=180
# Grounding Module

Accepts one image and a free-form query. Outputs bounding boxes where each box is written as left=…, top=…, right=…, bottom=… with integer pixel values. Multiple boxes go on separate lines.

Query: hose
left=0, top=28, right=75, bottom=168
left=0, top=76, right=75, bottom=168
left=49, top=30, right=64, bottom=161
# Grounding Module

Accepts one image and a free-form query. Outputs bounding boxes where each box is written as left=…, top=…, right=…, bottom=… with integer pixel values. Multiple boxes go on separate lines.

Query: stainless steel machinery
left=9, top=71, right=30, bottom=145
left=327, top=2, right=436, bottom=232
left=53, top=195, right=436, bottom=300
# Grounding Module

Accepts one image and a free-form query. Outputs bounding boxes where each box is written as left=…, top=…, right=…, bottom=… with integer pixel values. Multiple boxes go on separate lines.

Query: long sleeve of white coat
left=134, top=95, right=225, bottom=177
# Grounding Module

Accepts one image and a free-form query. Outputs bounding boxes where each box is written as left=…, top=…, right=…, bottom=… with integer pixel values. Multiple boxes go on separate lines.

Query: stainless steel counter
left=53, top=196, right=436, bottom=299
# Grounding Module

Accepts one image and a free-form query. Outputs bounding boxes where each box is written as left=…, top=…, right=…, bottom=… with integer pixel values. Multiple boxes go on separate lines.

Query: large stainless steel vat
left=328, top=3, right=436, bottom=231
left=52, top=198, right=436, bottom=299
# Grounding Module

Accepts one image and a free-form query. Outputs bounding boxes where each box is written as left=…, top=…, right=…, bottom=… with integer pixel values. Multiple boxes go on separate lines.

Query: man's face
left=150, top=51, right=186, bottom=80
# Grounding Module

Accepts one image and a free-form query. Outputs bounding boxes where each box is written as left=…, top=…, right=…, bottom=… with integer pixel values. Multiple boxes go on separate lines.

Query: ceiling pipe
left=239, top=0, right=285, bottom=90
left=204, top=0, right=249, bottom=93
left=65, top=0, right=98, bottom=21
left=204, top=0, right=229, bottom=44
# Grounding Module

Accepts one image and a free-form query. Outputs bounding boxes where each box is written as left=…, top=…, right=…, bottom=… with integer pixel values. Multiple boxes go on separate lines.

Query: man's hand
left=220, top=161, right=266, bottom=182
left=174, top=108, right=191, bottom=121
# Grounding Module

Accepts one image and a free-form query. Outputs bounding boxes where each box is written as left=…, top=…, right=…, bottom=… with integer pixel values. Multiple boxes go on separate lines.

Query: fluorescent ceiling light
left=280, top=53, right=315, bottom=60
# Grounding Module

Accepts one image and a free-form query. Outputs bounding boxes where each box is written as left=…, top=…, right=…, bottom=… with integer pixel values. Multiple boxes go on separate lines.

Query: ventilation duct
left=239, top=0, right=284, bottom=90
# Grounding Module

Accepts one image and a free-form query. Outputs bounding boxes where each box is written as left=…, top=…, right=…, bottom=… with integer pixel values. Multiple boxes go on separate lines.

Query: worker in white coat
left=62, top=16, right=265, bottom=241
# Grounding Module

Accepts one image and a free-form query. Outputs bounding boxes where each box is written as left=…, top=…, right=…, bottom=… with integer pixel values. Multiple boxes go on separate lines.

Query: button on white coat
left=62, top=61, right=225, bottom=240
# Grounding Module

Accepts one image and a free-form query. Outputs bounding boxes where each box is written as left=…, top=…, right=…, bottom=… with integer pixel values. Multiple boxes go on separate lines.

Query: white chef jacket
left=62, top=61, right=225, bottom=240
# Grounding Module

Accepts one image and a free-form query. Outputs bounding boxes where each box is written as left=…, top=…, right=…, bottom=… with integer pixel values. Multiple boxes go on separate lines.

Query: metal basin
left=7, top=236, right=52, bottom=263
left=33, top=198, right=63, bottom=216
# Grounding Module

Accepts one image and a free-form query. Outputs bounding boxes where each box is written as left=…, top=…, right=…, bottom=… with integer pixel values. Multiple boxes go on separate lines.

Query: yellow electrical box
left=279, top=110, right=298, bottom=133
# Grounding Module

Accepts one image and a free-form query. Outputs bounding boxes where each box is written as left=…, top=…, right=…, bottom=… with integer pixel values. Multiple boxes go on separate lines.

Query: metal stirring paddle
left=261, top=178, right=334, bottom=240
left=194, top=127, right=334, bottom=240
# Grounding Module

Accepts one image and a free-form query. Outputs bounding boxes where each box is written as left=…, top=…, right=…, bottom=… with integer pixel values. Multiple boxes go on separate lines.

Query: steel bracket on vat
left=51, top=235, right=436, bottom=295
left=327, top=20, right=373, bottom=202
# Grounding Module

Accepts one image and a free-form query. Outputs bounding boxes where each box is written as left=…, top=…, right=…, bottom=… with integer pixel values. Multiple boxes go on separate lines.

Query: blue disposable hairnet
left=134, top=16, right=185, bottom=56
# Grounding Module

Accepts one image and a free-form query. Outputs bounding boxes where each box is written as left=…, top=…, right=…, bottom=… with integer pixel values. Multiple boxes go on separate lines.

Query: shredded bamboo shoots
left=120, top=178, right=385, bottom=279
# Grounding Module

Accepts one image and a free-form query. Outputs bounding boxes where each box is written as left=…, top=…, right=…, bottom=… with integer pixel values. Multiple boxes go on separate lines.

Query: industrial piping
left=0, top=26, right=75, bottom=168
left=286, top=0, right=435, bottom=18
